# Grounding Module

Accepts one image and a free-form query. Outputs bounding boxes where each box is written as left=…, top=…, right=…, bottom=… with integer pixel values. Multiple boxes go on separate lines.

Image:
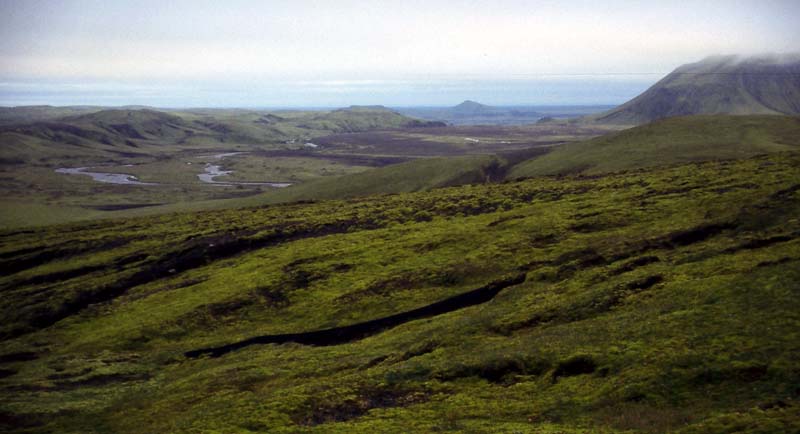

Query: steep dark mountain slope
left=510, top=115, right=800, bottom=177
left=595, top=54, right=800, bottom=124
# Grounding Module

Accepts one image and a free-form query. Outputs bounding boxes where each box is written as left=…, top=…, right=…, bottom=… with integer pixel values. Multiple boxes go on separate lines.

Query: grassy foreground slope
left=1, top=151, right=799, bottom=432
left=510, top=115, right=800, bottom=178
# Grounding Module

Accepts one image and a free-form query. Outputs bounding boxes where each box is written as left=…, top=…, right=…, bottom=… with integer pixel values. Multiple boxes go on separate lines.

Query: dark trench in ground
left=185, top=273, right=527, bottom=358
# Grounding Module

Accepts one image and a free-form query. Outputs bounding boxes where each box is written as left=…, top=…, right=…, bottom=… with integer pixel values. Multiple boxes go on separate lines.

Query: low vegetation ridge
left=1, top=149, right=799, bottom=432
left=510, top=114, right=800, bottom=177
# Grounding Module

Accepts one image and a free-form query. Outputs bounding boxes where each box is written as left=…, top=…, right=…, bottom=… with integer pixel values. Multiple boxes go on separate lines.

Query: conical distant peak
left=453, top=100, right=490, bottom=112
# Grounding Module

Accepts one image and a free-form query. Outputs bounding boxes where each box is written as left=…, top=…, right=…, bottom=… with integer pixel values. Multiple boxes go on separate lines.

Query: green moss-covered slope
left=1, top=152, right=799, bottom=433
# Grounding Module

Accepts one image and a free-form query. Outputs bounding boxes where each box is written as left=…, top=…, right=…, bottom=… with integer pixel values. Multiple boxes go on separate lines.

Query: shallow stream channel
left=54, top=167, right=155, bottom=185
left=197, top=152, right=292, bottom=187
left=55, top=152, right=292, bottom=188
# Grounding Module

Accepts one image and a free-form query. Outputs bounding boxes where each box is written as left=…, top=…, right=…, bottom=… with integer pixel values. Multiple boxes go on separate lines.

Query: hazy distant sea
left=0, top=77, right=654, bottom=108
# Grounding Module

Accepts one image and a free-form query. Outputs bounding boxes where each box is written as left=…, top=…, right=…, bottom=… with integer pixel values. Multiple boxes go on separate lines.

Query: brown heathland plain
left=313, top=124, right=615, bottom=156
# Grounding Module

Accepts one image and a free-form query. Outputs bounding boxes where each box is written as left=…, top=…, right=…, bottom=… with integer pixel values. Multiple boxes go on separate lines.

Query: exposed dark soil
left=496, top=271, right=665, bottom=335
left=625, top=275, right=664, bottom=291
left=724, top=231, right=799, bottom=253
left=85, top=203, right=165, bottom=211
left=662, top=223, right=735, bottom=248
left=553, top=355, right=597, bottom=381
left=691, top=364, right=769, bottom=386
left=435, top=355, right=551, bottom=385
left=0, top=351, right=38, bottom=363
left=9, top=264, right=107, bottom=288
left=52, top=372, right=151, bottom=390
left=294, top=385, right=431, bottom=426
left=397, top=340, right=439, bottom=362
left=185, top=273, right=527, bottom=358
left=0, top=237, right=135, bottom=277
left=610, top=256, right=661, bottom=275
left=0, top=411, right=45, bottom=430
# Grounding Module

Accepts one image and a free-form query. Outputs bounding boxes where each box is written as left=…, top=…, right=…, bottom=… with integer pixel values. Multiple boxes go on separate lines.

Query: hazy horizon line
left=0, top=102, right=620, bottom=110
left=0, top=76, right=655, bottom=108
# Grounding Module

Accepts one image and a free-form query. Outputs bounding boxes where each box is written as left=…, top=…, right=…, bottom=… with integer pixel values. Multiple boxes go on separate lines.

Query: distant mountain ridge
left=396, top=101, right=611, bottom=126
left=0, top=106, right=440, bottom=164
left=595, top=54, right=800, bottom=124
left=452, top=100, right=494, bottom=114
left=397, top=101, right=543, bottom=125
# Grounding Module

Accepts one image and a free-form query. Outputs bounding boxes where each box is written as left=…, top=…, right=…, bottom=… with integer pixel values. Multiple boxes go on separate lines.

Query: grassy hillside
left=594, top=54, right=800, bottom=125
left=239, top=155, right=501, bottom=205
left=1, top=151, right=799, bottom=433
left=396, top=100, right=543, bottom=126
left=0, top=106, right=107, bottom=126
left=0, top=108, right=207, bottom=164
left=297, top=106, right=436, bottom=132
left=510, top=115, right=800, bottom=178
left=0, top=106, right=435, bottom=165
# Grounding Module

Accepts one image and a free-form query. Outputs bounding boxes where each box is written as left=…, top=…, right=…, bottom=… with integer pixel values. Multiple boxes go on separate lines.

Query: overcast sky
left=1, top=0, right=798, bottom=107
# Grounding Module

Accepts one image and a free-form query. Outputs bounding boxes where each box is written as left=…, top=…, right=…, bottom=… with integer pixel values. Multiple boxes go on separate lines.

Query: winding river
left=54, top=167, right=155, bottom=185
left=197, top=152, right=292, bottom=187
left=55, top=152, right=292, bottom=188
